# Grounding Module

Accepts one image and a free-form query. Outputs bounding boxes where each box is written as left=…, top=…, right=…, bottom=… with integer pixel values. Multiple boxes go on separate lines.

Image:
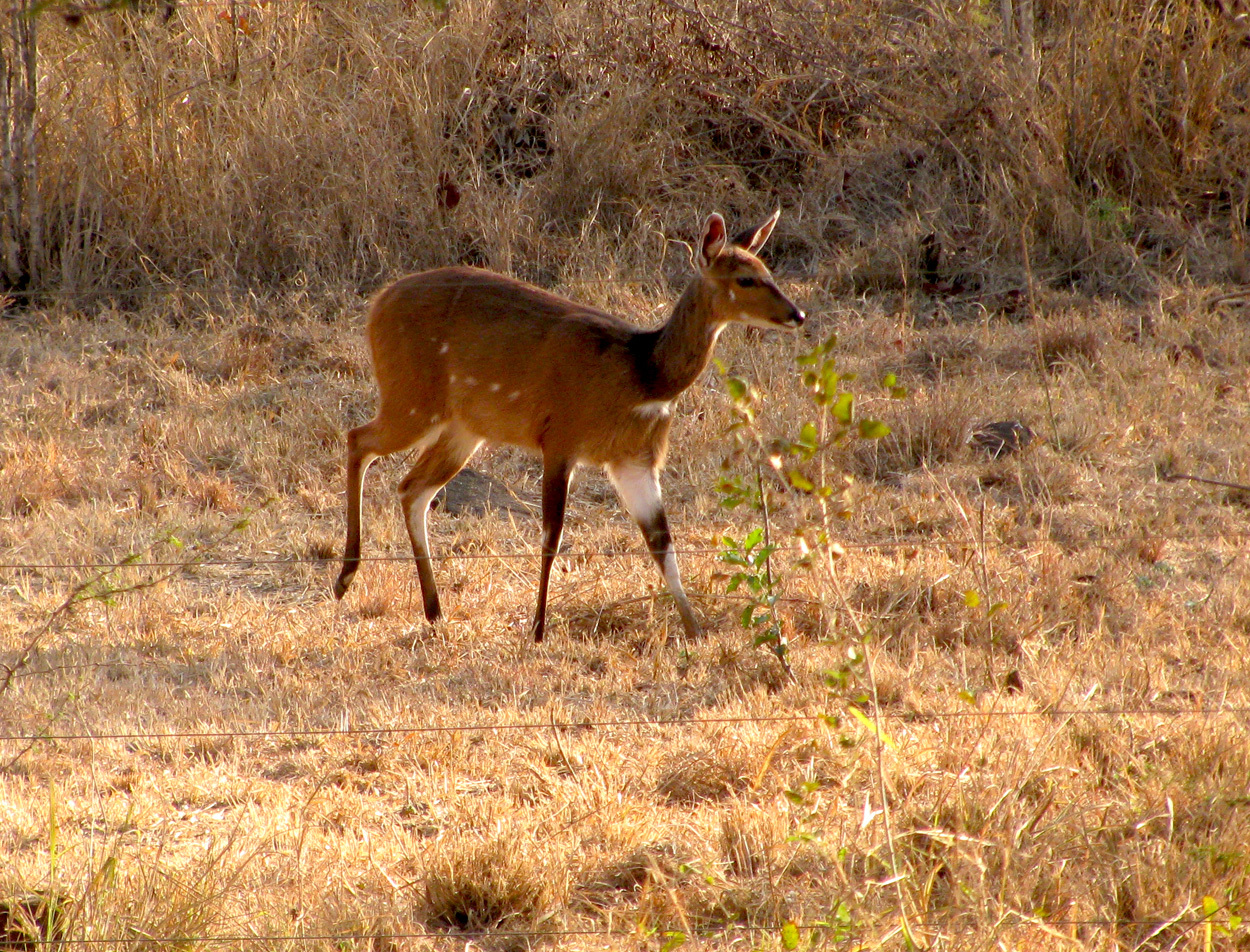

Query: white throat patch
left=633, top=400, right=672, bottom=420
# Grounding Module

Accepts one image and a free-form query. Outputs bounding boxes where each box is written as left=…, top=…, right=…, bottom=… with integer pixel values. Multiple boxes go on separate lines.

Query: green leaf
left=832, top=392, right=854, bottom=424
left=1203, top=896, right=1219, bottom=919
left=661, top=931, right=687, bottom=952
left=882, top=372, right=898, bottom=388
left=781, top=920, right=800, bottom=950
left=890, top=385, right=910, bottom=399
left=725, top=376, right=748, bottom=403
left=798, top=422, right=819, bottom=450
left=964, top=589, right=981, bottom=608
left=743, top=527, right=764, bottom=550
left=820, top=363, right=842, bottom=393
left=847, top=705, right=897, bottom=750
left=858, top=419, right=891, bottom=439
left=787, top=469, right=814, bottom=492
left=987, top=601, right=1009, bottom=618
left=751, top=545, right=777, bottom=567
left=740, top=604, right=756, bottom=628
left=957, top=688, right=977, bottom=705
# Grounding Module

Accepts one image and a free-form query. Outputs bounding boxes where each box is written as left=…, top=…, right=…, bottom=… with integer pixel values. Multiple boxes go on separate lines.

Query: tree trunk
left=0, top=0, right=39, bottom=293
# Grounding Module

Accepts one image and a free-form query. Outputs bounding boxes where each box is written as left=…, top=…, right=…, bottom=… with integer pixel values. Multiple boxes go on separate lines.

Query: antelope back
left=364, top=268, right=658, bottom=460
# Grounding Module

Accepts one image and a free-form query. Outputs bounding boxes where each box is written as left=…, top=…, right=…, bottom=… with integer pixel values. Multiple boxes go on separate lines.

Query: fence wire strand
left=3, top=703, right=1248, bottom=746
left=1, top=528, right=1248, bottom=572
left=4, top=918, right=1228, bottom=945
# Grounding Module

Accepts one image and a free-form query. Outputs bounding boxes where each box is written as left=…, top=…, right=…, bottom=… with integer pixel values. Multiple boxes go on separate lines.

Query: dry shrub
left=846, top=389, right=973, bottom=481
left=0, top=440, right=88, bottom=517
left=64, top=836, right=256, bottom=950
left=419, top=832, right=554, bottom=934
left=0, top=893, right=72, bottom=950
left=978, top=452, right=1084, bottom=507
left=29, top=0, right=1250, bottom=301
left=579, top=842, right=679, bottom=897
left=718, top=801, right=785, bottom=879
left=1040, top=326, right=1103, bottom=371
left=189, top=473, right=241, bottom=513
left=904, top=334, right=989, bottom=380
left=656, top=742, right=757, bottom=805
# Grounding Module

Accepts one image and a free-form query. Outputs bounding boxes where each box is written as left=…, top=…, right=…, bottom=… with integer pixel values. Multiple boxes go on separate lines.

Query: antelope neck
left=635, top=278, right=724, bottom=401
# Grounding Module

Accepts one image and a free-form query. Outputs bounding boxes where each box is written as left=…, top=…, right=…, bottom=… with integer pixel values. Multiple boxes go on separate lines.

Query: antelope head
left=697, top=210, right=805, bottom=331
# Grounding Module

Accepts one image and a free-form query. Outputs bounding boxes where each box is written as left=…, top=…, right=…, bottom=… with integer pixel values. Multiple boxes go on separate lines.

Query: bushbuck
left=334, top=211, right=804, bottom=642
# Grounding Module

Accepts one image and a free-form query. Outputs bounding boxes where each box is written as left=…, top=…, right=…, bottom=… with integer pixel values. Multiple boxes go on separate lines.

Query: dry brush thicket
left=3, top=0, right=1250, bottom=949
left=30, top=0, right=1250, bottom=297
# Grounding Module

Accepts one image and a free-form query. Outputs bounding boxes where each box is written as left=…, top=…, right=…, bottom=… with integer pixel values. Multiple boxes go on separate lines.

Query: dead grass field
left=4, top=281, right=1250, bottom=950
left=4, top=0, right=1250, bottom=949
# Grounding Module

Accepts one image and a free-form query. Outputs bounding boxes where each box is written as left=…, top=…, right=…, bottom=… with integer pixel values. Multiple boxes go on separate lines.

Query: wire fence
left=4, top=703, right=1250, bottom=746
left=2, top=525, right=1248, bottom=946
left=0, top=920, right=1231, bottom=947
left=2, top=526, right=1248, bottom=571
left=2, top=525, right=1248, bottom=740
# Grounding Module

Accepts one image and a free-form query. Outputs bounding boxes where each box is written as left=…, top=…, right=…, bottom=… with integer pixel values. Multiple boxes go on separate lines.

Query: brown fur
left=335, top=211, right=803, bottom=643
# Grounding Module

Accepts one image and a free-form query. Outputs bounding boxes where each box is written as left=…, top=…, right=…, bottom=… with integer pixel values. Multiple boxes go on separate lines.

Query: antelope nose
left=790, top=307, right=806, bottom=327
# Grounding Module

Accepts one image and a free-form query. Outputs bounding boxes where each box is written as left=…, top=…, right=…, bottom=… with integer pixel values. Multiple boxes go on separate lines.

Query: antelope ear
left=698, top=213, right=727, bottom=268
left=734, top=208, right=781, bottom=255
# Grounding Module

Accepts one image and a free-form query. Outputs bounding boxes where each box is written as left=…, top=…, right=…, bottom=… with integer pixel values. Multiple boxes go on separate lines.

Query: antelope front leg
left=608, top=463, right=702, bottom=643
left=532, top=459, right=572, bottom=643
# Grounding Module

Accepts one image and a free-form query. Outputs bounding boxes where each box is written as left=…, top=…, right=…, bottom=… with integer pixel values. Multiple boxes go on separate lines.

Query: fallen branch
left=1161, top=470, right=1250, bottom=494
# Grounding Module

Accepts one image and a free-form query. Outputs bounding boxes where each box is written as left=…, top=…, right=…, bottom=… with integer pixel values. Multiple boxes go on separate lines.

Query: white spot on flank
left=409, top=408, right=417, bottom=415
left=729, top=288, right=737, bottom=302
left=489, top=382, right=500, bottom=392
left=439, top=342, right=449, bottom=354
left=449, top=374, right=458, bottom=384
left=508, top=390, right=520, bottom=401
left=464, top=376, right=477, bottom=386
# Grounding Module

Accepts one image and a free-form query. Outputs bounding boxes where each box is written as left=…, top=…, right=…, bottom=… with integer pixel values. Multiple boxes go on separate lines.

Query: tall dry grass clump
left=28, top=0, right=1250, bottom=302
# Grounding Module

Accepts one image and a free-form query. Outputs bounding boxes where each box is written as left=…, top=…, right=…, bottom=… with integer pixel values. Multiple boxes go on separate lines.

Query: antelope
left=334, top=210, right=804, bottom=642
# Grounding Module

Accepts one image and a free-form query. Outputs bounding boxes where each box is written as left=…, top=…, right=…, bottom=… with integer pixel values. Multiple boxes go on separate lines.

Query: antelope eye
left=736, top=276, right=757, bottom=288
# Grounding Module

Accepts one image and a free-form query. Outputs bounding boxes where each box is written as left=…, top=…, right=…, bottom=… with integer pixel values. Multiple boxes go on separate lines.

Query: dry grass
left=29, top=0, right=1250, bottom=302
left=3, top=0, right=1250, bottom=949
left=4, top=278, right=1250, bottom=949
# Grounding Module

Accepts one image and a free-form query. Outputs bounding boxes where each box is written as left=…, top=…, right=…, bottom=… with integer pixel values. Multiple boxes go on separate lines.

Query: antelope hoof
left=424, top=599, right=442, bottom=624
left=333, top=570, right=355, bottom=600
